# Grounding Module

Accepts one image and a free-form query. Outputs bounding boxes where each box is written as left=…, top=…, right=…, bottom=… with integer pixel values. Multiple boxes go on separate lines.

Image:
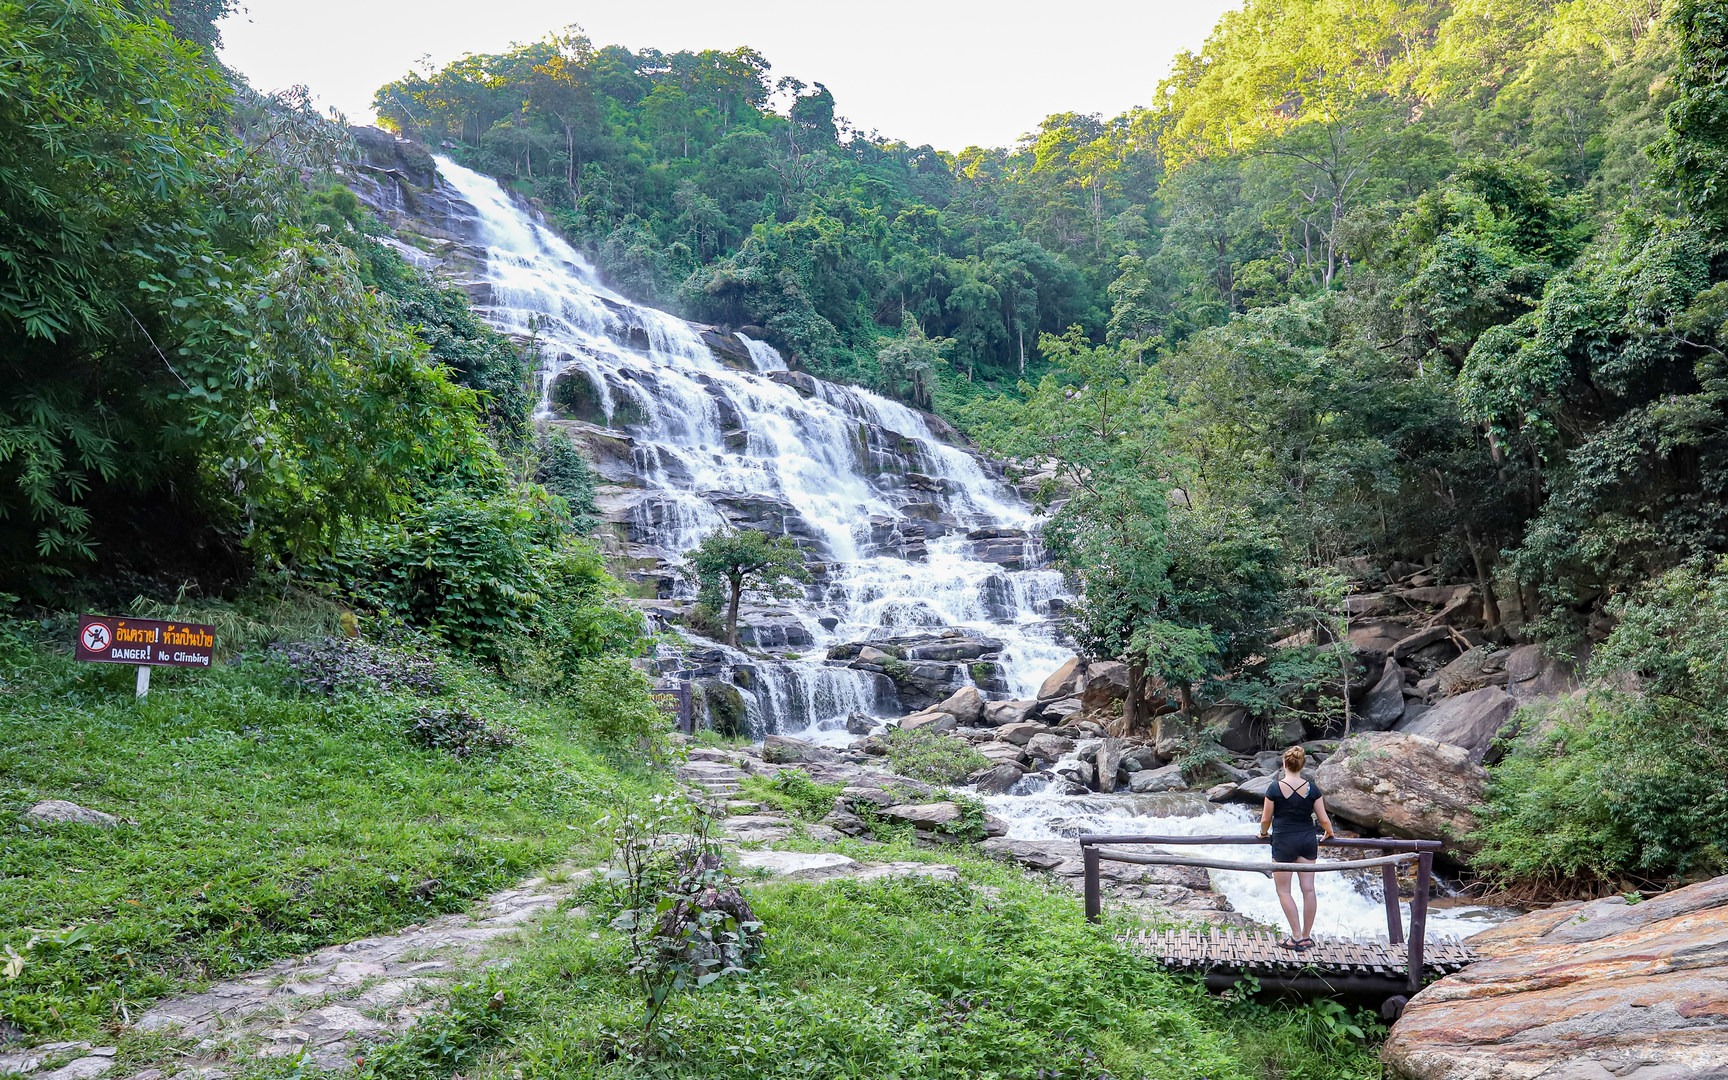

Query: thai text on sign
left=76, top=615, right=216, bottom=668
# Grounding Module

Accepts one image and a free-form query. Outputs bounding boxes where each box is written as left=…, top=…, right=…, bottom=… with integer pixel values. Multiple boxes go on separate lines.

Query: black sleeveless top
left=1266, top=777, right=1321, bottom=836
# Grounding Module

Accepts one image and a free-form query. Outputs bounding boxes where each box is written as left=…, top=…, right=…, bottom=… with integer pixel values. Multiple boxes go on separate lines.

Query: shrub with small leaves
left=273, top=636, right=444, bottom=696
left=408, top=706, right=518, bottom=759
left=878, top=725, right=989, bottom=784
left=601, top=796, right=762, bottom=1044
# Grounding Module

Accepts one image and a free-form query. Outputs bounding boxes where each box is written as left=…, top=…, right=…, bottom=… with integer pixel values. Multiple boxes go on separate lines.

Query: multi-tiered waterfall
left=431, top=159, right=1072, bottom=737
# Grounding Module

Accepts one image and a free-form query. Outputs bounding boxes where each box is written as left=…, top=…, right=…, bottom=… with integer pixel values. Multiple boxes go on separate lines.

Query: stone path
left=2, top=743, right=959, bottom=1080
left=0, top=871, right=587, bottom=1080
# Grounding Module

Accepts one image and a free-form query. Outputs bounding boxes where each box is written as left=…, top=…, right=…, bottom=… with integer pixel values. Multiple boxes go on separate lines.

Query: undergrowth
left=349, top=841, right=1384, bottom=1080
left=738, top=770, right=845, bottom=821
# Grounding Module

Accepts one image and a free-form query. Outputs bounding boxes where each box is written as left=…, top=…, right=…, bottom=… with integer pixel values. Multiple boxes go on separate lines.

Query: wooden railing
left=1078, top=832, right=1443, bottom=993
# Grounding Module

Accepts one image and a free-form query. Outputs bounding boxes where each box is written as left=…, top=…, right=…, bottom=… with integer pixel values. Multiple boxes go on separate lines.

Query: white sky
left=218, top=0, right=1240, bottom=151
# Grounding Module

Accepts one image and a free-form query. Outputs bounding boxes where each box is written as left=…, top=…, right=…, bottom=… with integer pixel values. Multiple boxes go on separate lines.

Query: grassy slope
left=0, top=627, right=659, bottom=1039
left=351, top=834, right=1382, bottom=1080
left=1, top=620, right=1380, bottom=1078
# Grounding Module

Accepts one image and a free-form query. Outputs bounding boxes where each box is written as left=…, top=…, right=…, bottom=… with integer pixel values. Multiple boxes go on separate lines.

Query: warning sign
left=75, top=615, right=216, bottom=668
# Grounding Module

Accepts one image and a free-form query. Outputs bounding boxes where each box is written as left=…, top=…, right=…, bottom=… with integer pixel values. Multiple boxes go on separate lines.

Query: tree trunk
left=725, top=575, right=743, bottom=648
left=1122, top=660, right=1146, bottom=736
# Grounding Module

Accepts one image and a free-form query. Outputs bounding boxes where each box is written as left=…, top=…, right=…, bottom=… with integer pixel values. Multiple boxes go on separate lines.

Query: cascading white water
left=425, top=158, right=1510, bottom=935
left=735, top=333, right=788, bottom=372
left=432, top=157, right=1070, bottom=729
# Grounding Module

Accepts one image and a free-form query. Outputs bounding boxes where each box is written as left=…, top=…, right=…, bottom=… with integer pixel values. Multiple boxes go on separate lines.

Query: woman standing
left=1259, top=745, right=1336, bottom=951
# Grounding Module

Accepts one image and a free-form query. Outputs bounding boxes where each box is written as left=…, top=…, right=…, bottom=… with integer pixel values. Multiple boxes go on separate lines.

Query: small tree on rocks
left=683, top=528, right=809, bottom=647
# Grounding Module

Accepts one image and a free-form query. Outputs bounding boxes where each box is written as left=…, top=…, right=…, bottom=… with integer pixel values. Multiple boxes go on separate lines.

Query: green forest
left=5, top=0, right=1728, bottom=1073
left=371, top=0, right=1728, bottom=887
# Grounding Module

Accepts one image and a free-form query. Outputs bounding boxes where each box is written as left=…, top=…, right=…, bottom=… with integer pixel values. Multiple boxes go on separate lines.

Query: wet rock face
left=1383, top=874, right=1728, bottom=1080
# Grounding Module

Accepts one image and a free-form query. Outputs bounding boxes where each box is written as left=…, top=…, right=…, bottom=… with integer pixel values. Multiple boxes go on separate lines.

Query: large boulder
left=1396, top=686, right=1517, bottom=762
left=967, top=764, right=1024, bottom=795
left=1128, top=764, right=1186, bottom=793
left=995, top=722, right=1045, bottom=746
left=1202, top=704, right=1259, bottom=754
left=762, top=735, right=834, bottom=764
left=1036, top=657, right=1085, bottom=702
left=930, top=685, right=986, bottom=724
left=1080, top=661, right=1132, bottom=715
left=981, top=699, right=1037, bottom=727
left=899, top=710, right=958, bottom=734
left=1095, top=738, right=1125, bottom=794
left=976, top=742, right=1030, bottom=768
left=1503, top=643, right=1579, bottom=701
left=1313, top=732, right=1485, bottom=849
left=1025, top=732, right=1076, bottom=762
left=1384, top=875, right=1728, bottom=1079
left=1360, top=657, right=1407, bottom=731
left=1431, top=646, right=1510, bottom=697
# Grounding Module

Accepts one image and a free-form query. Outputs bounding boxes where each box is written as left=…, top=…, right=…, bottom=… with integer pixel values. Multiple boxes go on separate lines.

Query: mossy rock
left=699, top=680, right=749, bottom=738
left=549, top=370, right=648, bottom=428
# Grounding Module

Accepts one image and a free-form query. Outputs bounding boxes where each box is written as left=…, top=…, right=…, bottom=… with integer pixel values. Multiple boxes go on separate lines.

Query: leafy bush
left=1475, top=558, right=1728, bottom=889
left=321, top=487, right=551, bottom=662
left=878, top=725, right=989, bottom=784
left=408, top=706, right=519, bottom=759
left=740, top=769, right=844, bottom=821
left=534, top=430, right=600, bottom=531
left=571, top=656, right=675, bottom=762
left=274, top=635, right=444, bottom=696
left=600, top=797, right=762, bottom=1041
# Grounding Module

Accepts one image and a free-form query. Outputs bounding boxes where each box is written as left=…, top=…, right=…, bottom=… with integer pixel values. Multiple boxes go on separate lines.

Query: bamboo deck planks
left=1117, top=929, right=1476, bottom=981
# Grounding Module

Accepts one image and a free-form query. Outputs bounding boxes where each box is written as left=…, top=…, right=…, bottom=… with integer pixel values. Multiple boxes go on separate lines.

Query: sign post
left=75, top=615, right=216, bottom=699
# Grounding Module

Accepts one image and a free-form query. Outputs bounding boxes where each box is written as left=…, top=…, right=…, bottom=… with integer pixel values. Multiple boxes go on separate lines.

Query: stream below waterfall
left=983, top=784, right=1512, bottom=939
left=422, top=155, right=1510, bottom=939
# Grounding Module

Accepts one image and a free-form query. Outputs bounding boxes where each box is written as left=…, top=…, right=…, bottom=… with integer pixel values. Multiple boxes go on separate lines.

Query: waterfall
left=430, top=157, right=1072, bottom=736
left=735, top=333, right=788, bottom=372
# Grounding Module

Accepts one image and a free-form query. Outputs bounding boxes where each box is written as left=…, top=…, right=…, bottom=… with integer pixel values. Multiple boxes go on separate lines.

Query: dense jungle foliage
left=381, top=0, right=1728, bottom=887
left=0, top=0, right=643, bottom=694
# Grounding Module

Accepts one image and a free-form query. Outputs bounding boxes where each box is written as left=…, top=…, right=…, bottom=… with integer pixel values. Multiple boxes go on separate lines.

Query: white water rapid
left=433, top=157, right=1070, bottom=732
left=983, top=785, right=1511, bottom=938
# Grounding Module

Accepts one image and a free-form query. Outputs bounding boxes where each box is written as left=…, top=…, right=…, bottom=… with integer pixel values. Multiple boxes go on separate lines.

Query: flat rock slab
left=737, top=851, right=858, bottom=879
left=735, top=849, right=957, bottom=885
left=1384, top=874, right=1728, bottom=1079
left=22, top=801, right=120, bottom=828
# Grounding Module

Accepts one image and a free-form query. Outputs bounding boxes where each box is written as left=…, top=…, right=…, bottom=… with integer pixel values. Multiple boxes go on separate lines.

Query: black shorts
left=1271, top=832, right=1318, bottom=864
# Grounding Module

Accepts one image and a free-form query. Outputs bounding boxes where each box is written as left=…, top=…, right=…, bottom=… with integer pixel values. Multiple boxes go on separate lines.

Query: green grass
left=0, top=628, right=661, bottom=1039
left=346, top=835, right=1384, bottom=1080
left=737, top=770, right=845, bottom=821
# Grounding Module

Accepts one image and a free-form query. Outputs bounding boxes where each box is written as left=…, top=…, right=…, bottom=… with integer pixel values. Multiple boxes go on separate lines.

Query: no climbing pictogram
left=81, top=622, right=112, bottom=652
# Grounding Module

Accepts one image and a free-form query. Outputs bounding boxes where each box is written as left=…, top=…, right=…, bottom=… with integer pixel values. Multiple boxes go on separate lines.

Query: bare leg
left=1274, top=870, right=1301, bottom=938
left=1298, top=858, right=1318, bottom=938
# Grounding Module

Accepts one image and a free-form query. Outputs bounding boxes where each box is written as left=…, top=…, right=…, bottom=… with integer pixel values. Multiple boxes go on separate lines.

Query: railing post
left=1083, top=844, right=1102, bottom=923
left=1407, top=851, right=1432, bottom=993
left=1382, top=858, right=1404, bottom=945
